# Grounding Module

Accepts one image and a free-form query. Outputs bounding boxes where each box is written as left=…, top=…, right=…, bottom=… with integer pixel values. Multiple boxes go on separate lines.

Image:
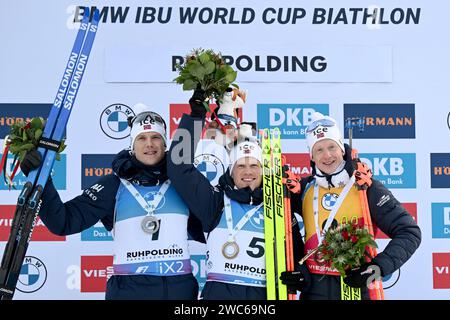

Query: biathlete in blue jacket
left=20, top=104, right=203, bottom=300
left=167, top=90, right=306, bottom=300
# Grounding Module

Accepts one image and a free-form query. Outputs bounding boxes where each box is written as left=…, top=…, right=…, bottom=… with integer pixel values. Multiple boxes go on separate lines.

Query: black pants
left=105, top=273, right=199, bottom=300
left=300, top=274, right=370, bottom=300
left=201, top=281, right=266, bottom=300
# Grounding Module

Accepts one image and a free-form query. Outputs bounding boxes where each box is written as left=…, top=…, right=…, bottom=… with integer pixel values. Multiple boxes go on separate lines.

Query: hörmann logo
left=432, top=203, right=450, bottom=238
left=282, top=153, right=312, bottom=178
left=80, top=255, right=114, bottom=292
left=343, top=104, right=415, bottom=139
left=0, top=104, right=52, bottom=138
left=0, top=205, right=66, bottom=241
left=257, top=104, right=329, bottom=139
left=430, top=153, right=450, bottom=188
left=99, top=103, right=134, bottom=139
left=433, top=253, right=450, bottom=289
left=81, top=154, right=115, bottom=189
left=359, top=153, right=416, bottom=188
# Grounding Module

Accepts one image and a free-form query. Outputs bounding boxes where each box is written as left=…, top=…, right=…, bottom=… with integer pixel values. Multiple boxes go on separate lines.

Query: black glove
left=20, top=149, right=42, bottom=177
left=280, top=270, right=306, bottom=292
left=189, top=88, right=208, bottom=118
left=343, top=263, right=382, bottom=288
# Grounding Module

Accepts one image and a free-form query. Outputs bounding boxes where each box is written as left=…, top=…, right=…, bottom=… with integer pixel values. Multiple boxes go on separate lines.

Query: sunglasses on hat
left=128, top=111, right=167, bottom=131
left=306, top=118, right=335, bottom=134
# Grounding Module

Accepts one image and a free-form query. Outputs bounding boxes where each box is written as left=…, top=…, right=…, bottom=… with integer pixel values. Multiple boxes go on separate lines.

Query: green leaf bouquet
left=173, top=48, right=238, bottom=104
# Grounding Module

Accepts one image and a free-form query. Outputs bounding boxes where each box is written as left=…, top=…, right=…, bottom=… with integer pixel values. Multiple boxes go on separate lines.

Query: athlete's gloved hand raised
left=189, top=87, right=208, bottom=118
left=282, top=165, right=301, bottom=194
left=20, top=149, right=42, bottom=177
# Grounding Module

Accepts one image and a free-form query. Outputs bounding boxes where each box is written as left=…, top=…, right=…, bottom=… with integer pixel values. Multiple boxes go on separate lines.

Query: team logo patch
left=143, top=191, right=166, bottom=211
left=99, top=103, right=135, bottom=139
left=194, top=154, right=226, bottom=187
left=249, top=210, right=265, bottom=230
left=16, top=256, right=47, bottom=293
left=321, top=193, right=339, bottom=211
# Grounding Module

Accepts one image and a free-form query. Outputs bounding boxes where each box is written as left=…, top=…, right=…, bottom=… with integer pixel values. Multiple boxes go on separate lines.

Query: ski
left=271, top=128, right=287, bottom=300
left=262, top=128, right=292, bottom=300
left=262, top=128, right=276, bottom=299
left=0, top=8, right=99, bottom=300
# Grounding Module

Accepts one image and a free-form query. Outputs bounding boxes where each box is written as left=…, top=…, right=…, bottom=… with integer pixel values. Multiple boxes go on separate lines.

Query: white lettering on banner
left=444, top=208, right=450, bottom=225
left=83, top=266, right=114, bottom=278
left=93, top=229, right=111, bottom=237
left=269, top=108, right=315, bottom=126
left=173, top=117, right=181, bottom=125
left=360, top=157, right=404, bottom=176
left=444, top=228, right=450, bottom=234
left=291, top=167, right=312, bottom=175
left=0, top=218, right=45, bottom=227
left=436, top=267, right=449, bottom=274
left=66, top=265, right=81, bottom=290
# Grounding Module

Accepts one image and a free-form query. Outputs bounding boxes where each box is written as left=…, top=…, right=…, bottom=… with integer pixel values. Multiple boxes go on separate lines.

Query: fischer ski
left=0, top=8, right=100, bottom=300
left=262, top=128, right=293, bottom=300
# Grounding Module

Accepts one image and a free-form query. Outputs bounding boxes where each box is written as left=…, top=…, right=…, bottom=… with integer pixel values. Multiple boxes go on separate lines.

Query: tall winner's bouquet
left=173, top=48, right=238, bottom=109
left=316, top=222, right=378, bottom=277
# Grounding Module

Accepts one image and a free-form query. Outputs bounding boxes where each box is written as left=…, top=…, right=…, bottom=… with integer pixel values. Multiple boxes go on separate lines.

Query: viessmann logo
left=433, top=253, right=450, bottom=289
left=257, top=104, right=329, bottom=139
left=343, top=104, right=415, bottom=139
left=169, top=104, right=217, bottom=138
left=0, top=205, right=65, bottom=241
left=80, top=255, right=114, bottom=292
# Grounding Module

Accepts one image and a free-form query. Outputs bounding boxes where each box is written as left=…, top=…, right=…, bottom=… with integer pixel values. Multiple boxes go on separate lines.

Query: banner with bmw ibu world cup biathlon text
left=0, top=0, right=449, bottom=299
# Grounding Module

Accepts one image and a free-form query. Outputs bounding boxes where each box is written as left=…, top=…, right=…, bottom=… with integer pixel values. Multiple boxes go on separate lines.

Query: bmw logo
left=194, top=153, right=226, bottom=186
left=16, top=256, right=47, bottom=294
left=100, top=103, right=135, bottom=139
left=321, top=193, right=339, bottom=211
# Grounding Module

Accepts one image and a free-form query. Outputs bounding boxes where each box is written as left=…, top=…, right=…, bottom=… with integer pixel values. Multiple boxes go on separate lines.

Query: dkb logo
left=257, top=104, right=329, bottom=139
left=359, top=153, right=416, bottom=188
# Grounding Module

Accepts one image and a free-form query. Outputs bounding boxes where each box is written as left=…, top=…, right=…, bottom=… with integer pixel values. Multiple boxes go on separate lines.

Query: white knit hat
left=305, top=112, right=345, bottom=156
left=229, top=140, right=262, bottom=174
left=129, top=103, right=167, bottom=151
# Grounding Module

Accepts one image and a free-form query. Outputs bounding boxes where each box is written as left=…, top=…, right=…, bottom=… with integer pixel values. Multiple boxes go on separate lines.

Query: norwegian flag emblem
left=317, top=132, right=325, bottom=138
left=143, top=124, right=152, bottom=130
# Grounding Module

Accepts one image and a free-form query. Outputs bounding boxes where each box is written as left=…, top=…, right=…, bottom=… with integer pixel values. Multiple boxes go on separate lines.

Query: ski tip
left=272, top=127, right=281, bottom=138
